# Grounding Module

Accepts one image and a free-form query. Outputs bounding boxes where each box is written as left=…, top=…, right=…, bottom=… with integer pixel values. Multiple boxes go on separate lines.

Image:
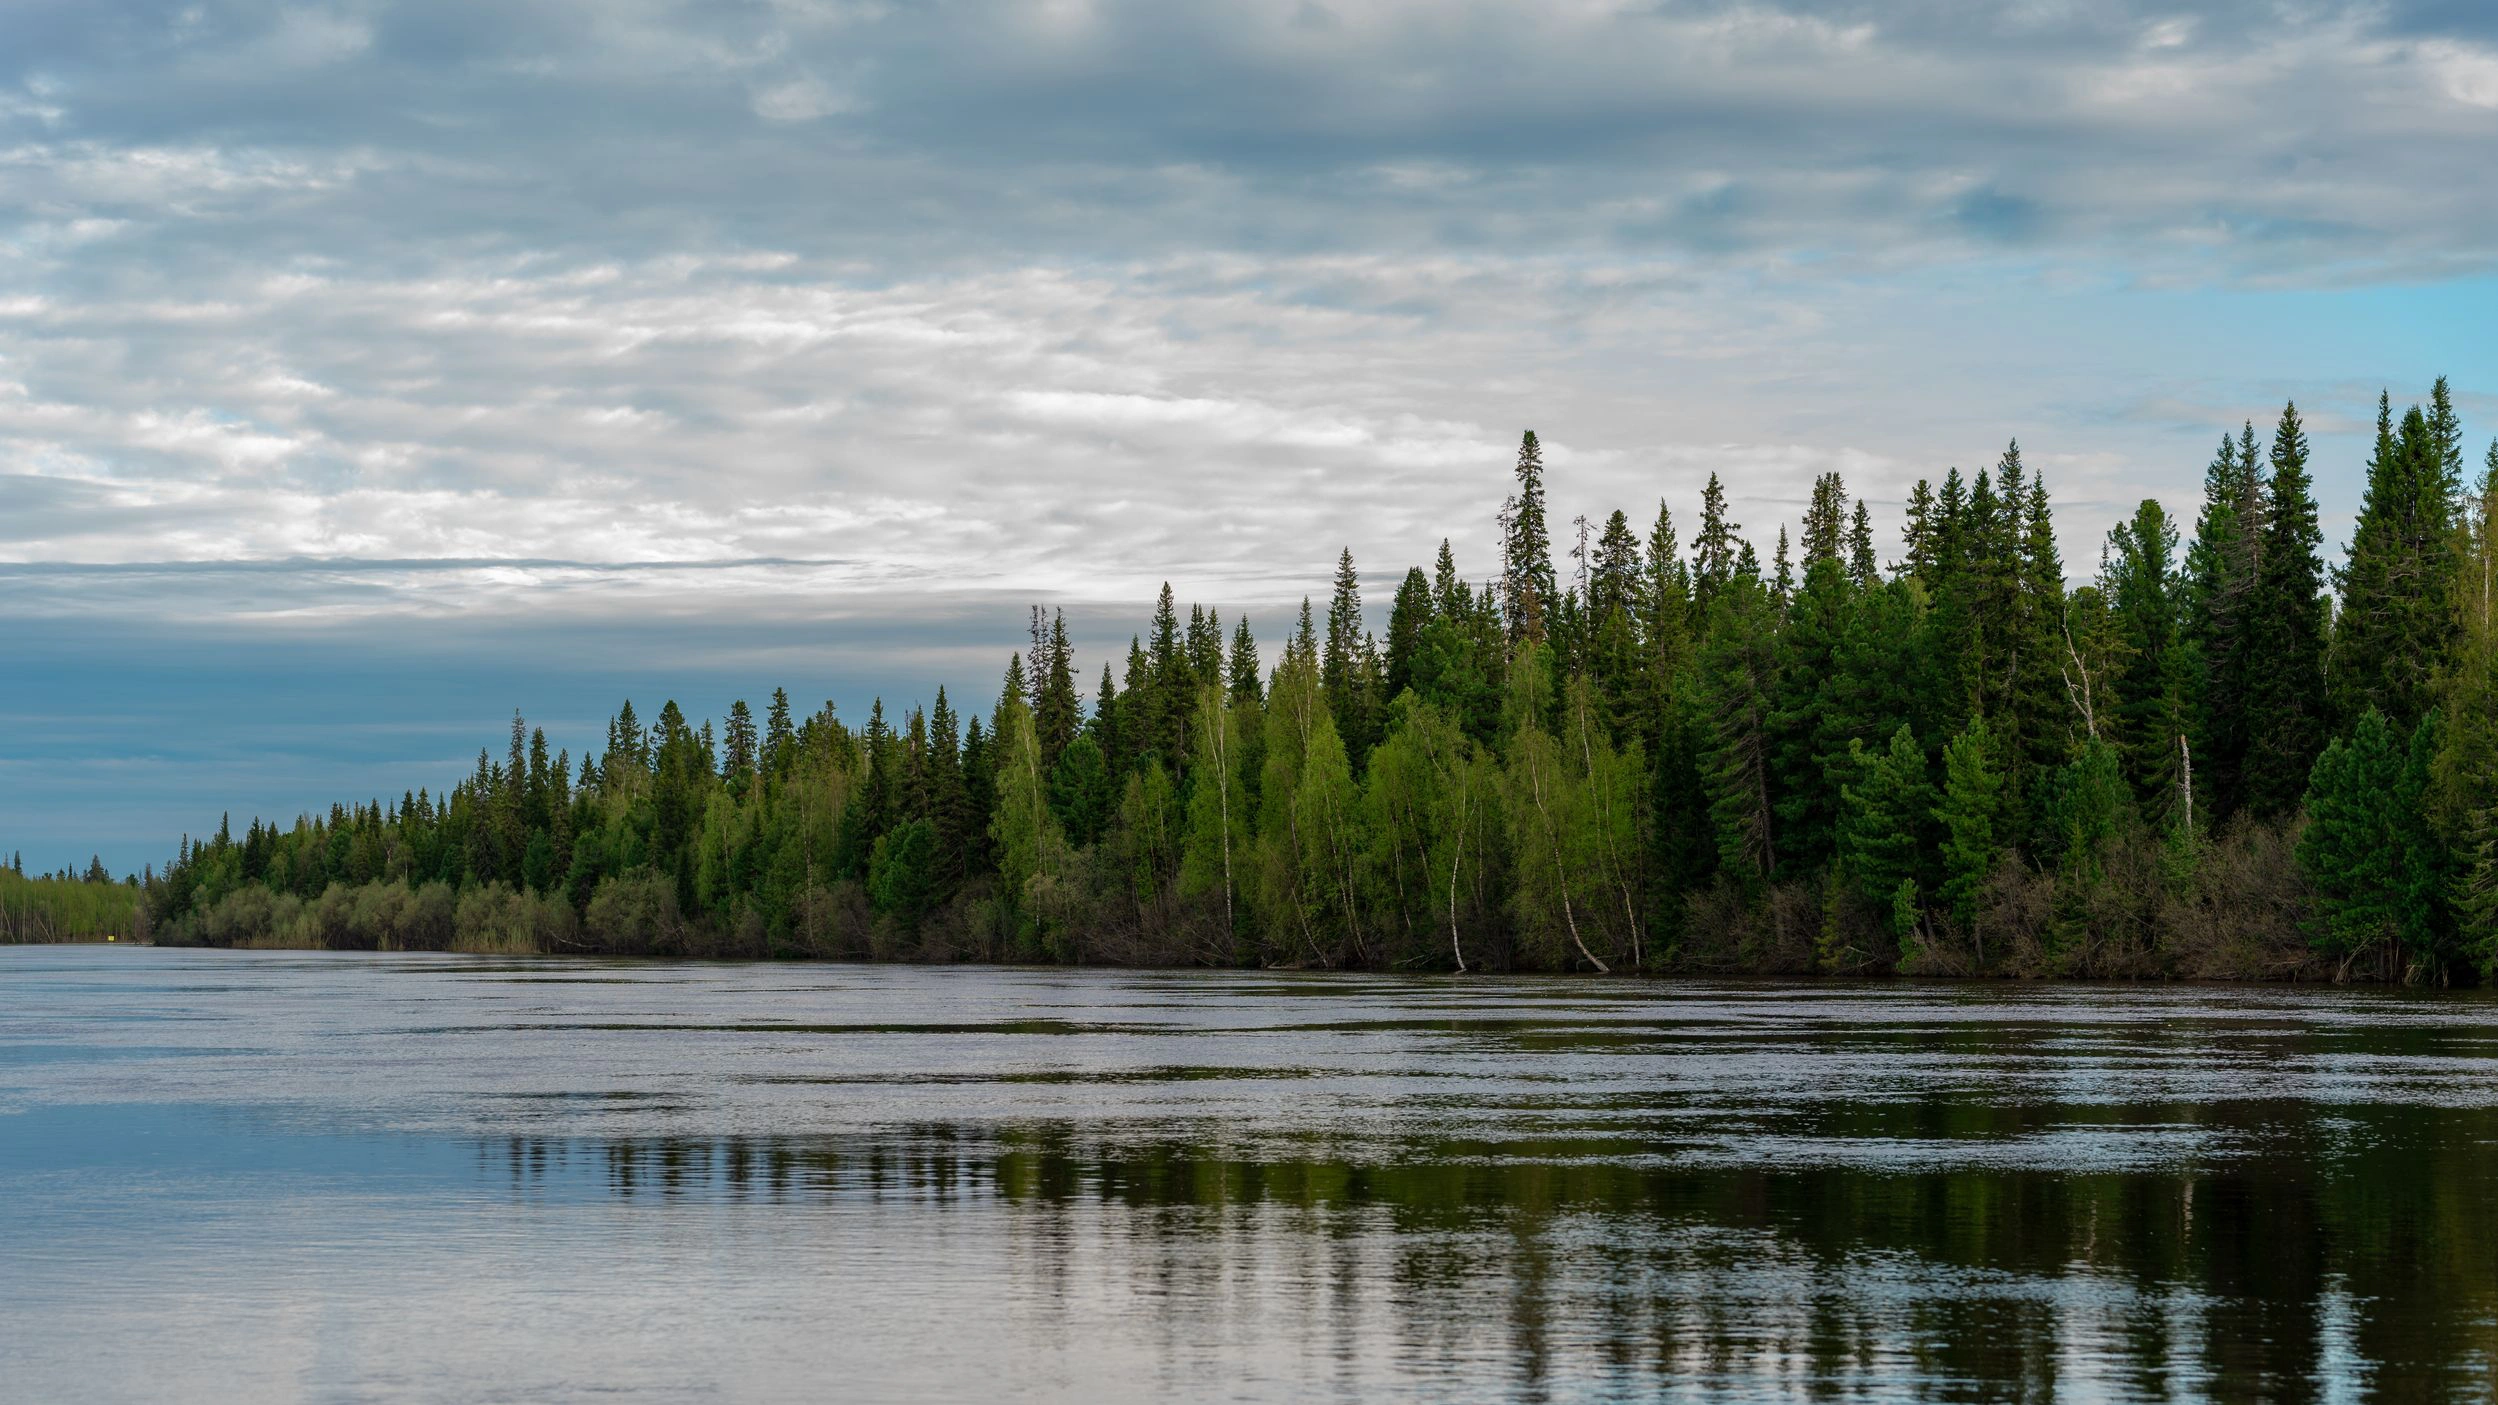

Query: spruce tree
left=1800, top=472, right=1847, bottom=567
left=1692, top=473, right=1740, bottom=614
left=1501, top=431, right=1556, bottom=646
left=2437, top=441, right=2498, bottom=972
left=2102, top=500, right=2189, bottom=820
left=927, top=687, right=969, bottom=896
left=1846, top=500, right=1878, bottom=588
left=1035, top=610, right=1081, bottom=769
left=1185, top=604, right=1223, bottom=689
left=2242, top=402, right=2331, bottom=818
left=1765, top=555, right=1855, bottom=874
left=1046, top=734, right=1114, bottom=848
left=1076, top=664, right=1115, bottom=773
left=765, top=688, right=795, bottom=775
left=1586, top=509, right=1646, bottom=738
left=1432, top=539, right=1466, bottom=615
left=1228, top=617, right=1263, bottom=703
left=1936, top=721, right=2006, bottom=934
left=1322, top=550, right=1371, bottom=732
left=722, top=700, right=757, bottom=788
left=2184, top=425, right=2263, bottom=826
left=2007, top=464, right=2071, bottom=812
left=1144, top=585, right=1186, bottom=762
left=1384, top=566, right=1435, bottom=702
left=1838, top=724, right=1938, bottom=933
left=1900, top=479, right=1937, bottom=585
left=2300, top=709, right=2445, bottom=980
left=1640, top=502, right=1693, bottom=746
left=2331, top=395, right=2458, bottom=732
left=1694, top=571, right=1779, bottom=888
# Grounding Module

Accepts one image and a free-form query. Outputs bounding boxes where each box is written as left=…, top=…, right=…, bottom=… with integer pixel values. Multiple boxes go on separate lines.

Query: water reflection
left=7, top=948, right=2498, bottom=1401
left=460, top=1105, right=2498, bottom=1402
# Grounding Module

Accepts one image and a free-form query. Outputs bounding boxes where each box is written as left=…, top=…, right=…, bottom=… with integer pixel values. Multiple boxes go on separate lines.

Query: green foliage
left=2331, top=397, right=2458, bottom=733
left=1046, top=733, right=1114, bottom=848
left=1838, top=725, right=1936, bottom=925
left=2243, top=403, right=2332, bottom=818
left=0, top=867, right=141, bottom=943
left=1936, top=723, right=2006, bottom=931
left=868, top=819, right=936, bottom=922
left=2043, top=739, right=2134, bottom=877
left=2299, top=709, right=2447, bottom=978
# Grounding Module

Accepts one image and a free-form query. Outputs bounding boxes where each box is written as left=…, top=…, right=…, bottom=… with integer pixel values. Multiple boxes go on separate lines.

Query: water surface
left=5, top=946, right=2497, bottom=1401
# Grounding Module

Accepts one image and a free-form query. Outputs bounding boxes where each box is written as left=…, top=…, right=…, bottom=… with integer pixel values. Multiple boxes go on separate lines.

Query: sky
left=4, top=0, right=2497, bottom=875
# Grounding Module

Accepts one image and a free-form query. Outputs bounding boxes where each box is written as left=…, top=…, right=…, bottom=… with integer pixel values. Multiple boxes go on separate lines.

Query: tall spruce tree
left=2184, top=424, right=2264, bottom=826
left=1034, top=609, right=1081, bottom=769
left=2240, top=403, right=2331, bottom=818
left=1501, top=431, right=1556, bottom=646
left=2102, top=500, right=2189, bottom=821
left=2332, top=393, right=2459, bottom=732
left=1692, top=473, right=1740, bottom=614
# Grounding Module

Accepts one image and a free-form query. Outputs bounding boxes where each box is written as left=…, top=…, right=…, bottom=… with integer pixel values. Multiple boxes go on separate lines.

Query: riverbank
left=141, top=859, right=2400, bottom=984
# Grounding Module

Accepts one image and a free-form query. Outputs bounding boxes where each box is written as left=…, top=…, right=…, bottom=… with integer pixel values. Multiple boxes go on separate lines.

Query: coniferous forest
left=131, top=382, right=2498, bottom=982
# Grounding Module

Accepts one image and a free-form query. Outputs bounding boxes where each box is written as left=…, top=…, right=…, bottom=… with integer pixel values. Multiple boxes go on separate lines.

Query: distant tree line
left=0, top=855, right=143, bottom=943
left=141, top=381, right=2498, bottom=981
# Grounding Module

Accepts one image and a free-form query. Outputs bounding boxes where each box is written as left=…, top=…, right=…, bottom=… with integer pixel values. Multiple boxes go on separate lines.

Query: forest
left=123, top=380, right=2498, bottom=982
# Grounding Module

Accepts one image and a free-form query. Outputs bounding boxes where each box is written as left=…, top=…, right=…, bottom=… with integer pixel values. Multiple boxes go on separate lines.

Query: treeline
left=148, top=382, right=2498, bottom=981
left=0, top=860, right=144, bottom=943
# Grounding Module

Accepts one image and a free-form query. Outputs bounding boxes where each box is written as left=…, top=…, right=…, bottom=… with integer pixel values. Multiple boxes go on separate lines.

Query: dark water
left=5, top=949, right=2498, bottom=1402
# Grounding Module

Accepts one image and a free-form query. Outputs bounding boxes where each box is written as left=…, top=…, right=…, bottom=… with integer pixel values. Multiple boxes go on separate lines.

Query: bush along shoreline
left=138, top=386, right=2498, bottom=983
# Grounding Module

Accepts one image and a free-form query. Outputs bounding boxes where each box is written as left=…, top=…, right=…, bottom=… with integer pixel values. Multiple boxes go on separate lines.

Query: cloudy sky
left=5, top=0, right=2496, bottom=872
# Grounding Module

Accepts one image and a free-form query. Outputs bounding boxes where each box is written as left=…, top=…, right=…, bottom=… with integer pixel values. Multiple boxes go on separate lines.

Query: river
left=4, top=946, right=2495, bottom=1401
